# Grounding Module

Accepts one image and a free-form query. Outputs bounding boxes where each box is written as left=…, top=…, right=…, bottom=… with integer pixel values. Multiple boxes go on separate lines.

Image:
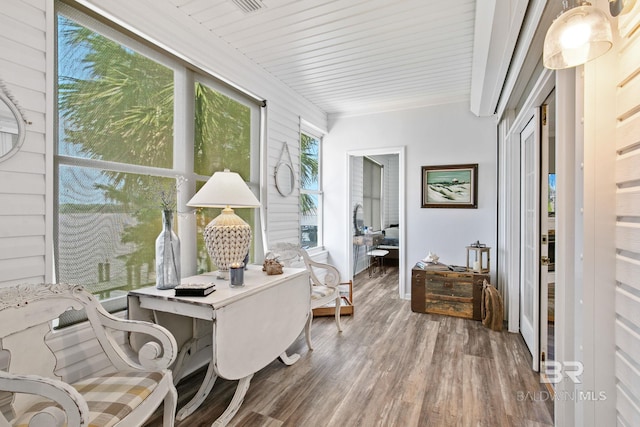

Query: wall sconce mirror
left=274, top=141, right=296, bottom=196
left=0, top=80, right=28, bottom=163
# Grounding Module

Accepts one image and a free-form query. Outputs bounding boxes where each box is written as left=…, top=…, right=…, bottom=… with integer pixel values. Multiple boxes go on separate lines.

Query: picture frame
left=421, top=163, right=478, bottom=208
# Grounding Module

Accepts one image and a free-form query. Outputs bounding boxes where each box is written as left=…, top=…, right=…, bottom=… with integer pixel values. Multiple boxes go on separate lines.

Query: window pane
left=300, top=194, right=318, bottom=248
left=195, top=82, right=251, bottom=177
left=363, top=157, right=382, bottom=231
left=57, top=165, right=177, bottom=298
left=301, top=133, right=319, bottom=191
left=57, top=15, right=174, bottom=168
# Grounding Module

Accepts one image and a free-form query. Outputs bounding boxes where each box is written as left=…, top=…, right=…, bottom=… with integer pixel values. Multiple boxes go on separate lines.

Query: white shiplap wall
left=0, top=0, right=48, bottom=286
left=615, top=5, right=640, bottom=425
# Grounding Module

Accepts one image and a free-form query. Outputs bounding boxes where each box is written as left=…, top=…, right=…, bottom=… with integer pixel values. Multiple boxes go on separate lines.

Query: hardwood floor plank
left=145, top=266, right=553, bottom=427
left=462, top=354, right=511, bottom=426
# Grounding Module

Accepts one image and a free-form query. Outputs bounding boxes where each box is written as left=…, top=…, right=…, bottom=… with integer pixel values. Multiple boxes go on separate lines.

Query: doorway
left=347, top=147, right=406, bottom=299
left=520, top=114, right=540, bottom=371
left=541, top=91, right=556, bottom=380
left=518, top=90, right=556, bottom=373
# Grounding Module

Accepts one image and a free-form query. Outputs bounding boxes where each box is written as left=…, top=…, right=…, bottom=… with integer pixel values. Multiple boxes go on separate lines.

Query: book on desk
left=174, top=282, right=216, bottom=297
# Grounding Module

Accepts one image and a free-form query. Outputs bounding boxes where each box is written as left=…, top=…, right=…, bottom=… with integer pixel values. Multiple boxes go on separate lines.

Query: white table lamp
left=187, top=169, right=261, bottom=278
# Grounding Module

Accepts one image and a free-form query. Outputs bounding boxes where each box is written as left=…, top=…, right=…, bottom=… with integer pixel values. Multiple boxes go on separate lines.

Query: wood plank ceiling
left=167, top=0, right=477, bottom=116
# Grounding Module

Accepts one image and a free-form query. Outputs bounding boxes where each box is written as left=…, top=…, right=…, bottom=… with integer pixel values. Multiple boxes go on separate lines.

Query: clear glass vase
left=155, top=209, right=181, bottom=289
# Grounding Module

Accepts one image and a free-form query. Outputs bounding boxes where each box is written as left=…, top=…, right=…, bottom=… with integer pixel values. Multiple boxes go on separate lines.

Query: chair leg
left=305, top=310, right=314, bottom=351
left=163, top=382, right=178, bottom=427
left=334, top=295, right=343, bottom=332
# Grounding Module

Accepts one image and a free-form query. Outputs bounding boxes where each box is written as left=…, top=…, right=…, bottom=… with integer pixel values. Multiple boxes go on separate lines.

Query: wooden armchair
left=298, top=249, right=343, bottom=350
left=0, top=283, right=178, bottom=427
left=265, top=243, right=343, bottom=350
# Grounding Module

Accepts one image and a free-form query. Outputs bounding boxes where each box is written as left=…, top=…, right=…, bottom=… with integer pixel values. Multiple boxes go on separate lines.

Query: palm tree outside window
left=300, top=130, right=322, bottom=249
left=55, top=4, right=261, bottom=302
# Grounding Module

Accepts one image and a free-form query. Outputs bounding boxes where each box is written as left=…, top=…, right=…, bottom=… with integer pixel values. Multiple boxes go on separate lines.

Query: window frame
left=54, top=2, right=264, bottom=308
left=363, top=156, right=383, bottom=232
left=299, top=121, right=324, bottom=251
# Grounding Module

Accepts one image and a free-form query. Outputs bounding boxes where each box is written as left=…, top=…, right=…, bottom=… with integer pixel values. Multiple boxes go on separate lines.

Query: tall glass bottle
left=156, top=210, right=181, bottom=289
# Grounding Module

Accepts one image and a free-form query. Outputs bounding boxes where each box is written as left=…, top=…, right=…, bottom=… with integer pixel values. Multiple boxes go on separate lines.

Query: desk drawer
left=425, top=276, right=473, bottom=298
left=425, top=293, right=474, bottom=319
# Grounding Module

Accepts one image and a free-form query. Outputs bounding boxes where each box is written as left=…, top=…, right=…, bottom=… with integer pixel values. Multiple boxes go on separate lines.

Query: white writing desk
left=128, top=265, right=310, bottom=426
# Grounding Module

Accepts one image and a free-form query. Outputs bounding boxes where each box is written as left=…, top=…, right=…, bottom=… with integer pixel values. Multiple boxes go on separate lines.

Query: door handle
left=541, top=256, right=550, bottom=266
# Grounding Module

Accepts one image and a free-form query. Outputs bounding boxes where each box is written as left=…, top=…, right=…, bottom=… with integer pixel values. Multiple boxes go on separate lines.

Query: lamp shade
left=543, top=2, right=612, bottom=70
left=187, top=169, right=260, bottom=208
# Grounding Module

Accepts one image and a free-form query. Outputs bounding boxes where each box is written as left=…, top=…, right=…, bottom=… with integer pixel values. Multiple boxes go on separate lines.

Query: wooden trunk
left=411, top=268, right=487, bottom=320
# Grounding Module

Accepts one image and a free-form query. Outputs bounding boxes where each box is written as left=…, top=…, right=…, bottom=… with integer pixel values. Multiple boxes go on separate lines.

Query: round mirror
left=0, top=91, right=26, bottom=163
left=275, top=162, right=295, bottom=196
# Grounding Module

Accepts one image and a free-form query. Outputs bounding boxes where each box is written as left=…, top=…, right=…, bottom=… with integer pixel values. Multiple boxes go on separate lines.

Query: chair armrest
left=92, top=311, right=178, bottom=371
left=0, top=371, right=89, bottom=427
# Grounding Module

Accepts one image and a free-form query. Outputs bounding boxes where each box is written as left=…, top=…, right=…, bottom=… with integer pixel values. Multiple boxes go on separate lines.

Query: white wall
left=324, top=102, right=498, bottom=293
left=0, top=0, right=50, bottom=285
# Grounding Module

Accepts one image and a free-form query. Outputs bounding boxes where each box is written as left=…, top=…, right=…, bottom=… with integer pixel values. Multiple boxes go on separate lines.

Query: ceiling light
left=543, top=1, right=613, bottom=70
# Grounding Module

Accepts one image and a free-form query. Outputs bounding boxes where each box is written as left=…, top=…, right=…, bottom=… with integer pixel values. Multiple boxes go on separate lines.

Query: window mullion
left=175, top=68, right=198, bottom=278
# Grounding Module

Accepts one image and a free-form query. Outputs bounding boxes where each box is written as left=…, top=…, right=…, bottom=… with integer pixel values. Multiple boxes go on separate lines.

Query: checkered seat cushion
left=311, top=285, right=334, bottom=300
left=14, top=371, right=163, bottom=427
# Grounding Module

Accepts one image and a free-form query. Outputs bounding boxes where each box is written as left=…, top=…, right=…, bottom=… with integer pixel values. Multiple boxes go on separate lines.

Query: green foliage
left=300, top=133, right=318, bottom=215
left=57, top=16, right=252, bottom=282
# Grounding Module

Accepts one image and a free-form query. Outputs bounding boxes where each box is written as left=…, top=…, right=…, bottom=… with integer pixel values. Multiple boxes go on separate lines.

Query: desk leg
left=172, top=337, right=198, bottom=385
left=279, top=351, right=300, bottom=365
left=212, top=374, right=253, bottom=427
left=176, top=359, right=218, bottom=421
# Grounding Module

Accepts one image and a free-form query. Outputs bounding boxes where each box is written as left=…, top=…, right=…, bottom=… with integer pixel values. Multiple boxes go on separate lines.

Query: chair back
left=0, top=284, right=102, bottom=414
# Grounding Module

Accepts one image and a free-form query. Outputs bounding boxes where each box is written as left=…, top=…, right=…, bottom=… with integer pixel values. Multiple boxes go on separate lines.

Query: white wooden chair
left=266, top=243, right=343, bottom=350
left=0, top=283, right=178, bottom=427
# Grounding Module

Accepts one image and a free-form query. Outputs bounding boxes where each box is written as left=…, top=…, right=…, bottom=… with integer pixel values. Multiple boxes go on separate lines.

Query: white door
left=520, top=114, right=540, bottom=371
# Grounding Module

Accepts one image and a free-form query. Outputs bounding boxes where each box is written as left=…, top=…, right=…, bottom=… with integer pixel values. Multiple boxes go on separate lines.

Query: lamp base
left=203, top=207, right=252, bottom=275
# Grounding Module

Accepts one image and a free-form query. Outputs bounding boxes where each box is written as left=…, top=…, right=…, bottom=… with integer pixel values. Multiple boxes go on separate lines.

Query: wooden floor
left=146, top=266, right=554, bottom=427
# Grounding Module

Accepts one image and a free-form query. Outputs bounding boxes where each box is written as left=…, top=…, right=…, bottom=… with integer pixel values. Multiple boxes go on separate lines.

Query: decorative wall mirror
left=274, top=141, right=296, bottom=196
left=0, top=79, right=28, bottom=163
left=353, top=203, right=364, bottom=236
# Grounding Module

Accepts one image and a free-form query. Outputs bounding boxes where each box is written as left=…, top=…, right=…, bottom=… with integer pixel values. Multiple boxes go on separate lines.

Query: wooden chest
left=411, top=267, right=487, bottom=320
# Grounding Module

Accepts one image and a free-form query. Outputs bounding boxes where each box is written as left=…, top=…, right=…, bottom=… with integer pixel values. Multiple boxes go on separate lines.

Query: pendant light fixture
left=543, top=1, right=613, bottom=70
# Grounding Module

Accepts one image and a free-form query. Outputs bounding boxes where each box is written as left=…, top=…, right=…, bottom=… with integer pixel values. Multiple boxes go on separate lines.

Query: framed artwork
left=421, top=163, right=478, bottom=208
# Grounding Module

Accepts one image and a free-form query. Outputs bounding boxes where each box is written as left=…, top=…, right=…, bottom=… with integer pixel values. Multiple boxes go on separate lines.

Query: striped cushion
left=14, top=371, right=163, bottom=427
left=311, top=285, right=334, bottom=299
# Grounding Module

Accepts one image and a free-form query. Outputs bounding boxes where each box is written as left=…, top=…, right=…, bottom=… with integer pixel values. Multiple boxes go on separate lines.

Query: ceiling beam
left=470, top=0, right=529, bottom=117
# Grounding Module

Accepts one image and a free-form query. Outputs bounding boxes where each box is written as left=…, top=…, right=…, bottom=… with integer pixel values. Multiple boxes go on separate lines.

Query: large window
left=55, top=4, right=261, bottom=300
left=299, top=130, right=322, bottom=249
left=363, top=157, right=382, bottom=231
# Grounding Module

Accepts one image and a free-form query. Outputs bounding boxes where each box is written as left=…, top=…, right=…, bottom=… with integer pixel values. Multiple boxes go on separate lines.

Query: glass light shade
left=543, top=3, right=613, bottom=70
